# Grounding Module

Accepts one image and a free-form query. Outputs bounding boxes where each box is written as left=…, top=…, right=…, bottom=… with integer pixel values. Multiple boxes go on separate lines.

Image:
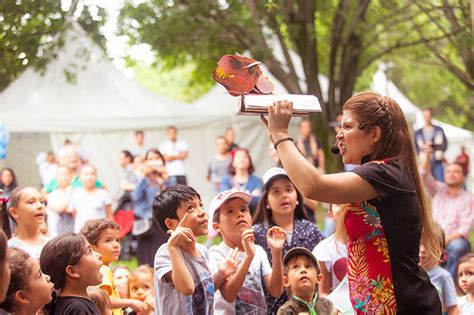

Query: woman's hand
left=260, top=100, right=293, bottom=142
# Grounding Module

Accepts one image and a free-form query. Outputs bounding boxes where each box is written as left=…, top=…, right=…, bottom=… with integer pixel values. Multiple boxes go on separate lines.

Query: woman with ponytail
left=262, top=92, right=442, bottom=314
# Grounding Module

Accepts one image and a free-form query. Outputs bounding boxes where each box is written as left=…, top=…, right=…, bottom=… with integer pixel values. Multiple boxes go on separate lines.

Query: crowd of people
left=0, top=92, right=472, bottom=314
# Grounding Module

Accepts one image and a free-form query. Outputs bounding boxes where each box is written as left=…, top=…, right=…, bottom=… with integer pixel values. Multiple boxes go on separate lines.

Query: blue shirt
left=220, top=174, right=263, bottom=211
left=131, top=176, right=175, bottom=219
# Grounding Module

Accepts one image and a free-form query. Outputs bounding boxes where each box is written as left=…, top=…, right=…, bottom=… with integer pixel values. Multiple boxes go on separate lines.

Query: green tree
left=119, top=0, right=458, bottom=121
left=119, top=0, right=464, bottom=171
left=411, top=0, right=473, bottom=90
left=0, top=0, right=106, bottom=91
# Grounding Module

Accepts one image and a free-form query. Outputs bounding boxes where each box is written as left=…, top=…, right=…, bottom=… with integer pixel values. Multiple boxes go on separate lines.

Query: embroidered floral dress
left=346, top=159, right=441, bottom=314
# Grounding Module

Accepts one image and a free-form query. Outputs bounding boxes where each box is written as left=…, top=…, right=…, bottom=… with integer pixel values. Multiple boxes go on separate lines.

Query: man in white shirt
left=160, top=126, right=189, bottom=185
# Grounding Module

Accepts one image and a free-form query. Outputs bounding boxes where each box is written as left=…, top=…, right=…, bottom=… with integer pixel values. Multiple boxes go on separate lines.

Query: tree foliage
left=410, top=0, right=473, bottom=90
left=0, top=0, right=106, bottom=91
left=119, top=1, right=468, bottom=118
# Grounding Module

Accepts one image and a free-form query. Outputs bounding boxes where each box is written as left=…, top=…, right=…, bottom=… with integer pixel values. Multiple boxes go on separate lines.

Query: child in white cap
left=208, top=190, right=286, bottom=314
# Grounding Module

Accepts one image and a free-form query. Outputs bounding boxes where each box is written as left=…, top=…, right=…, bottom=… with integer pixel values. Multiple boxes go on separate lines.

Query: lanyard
left=293, top=293, right=318, bottom=315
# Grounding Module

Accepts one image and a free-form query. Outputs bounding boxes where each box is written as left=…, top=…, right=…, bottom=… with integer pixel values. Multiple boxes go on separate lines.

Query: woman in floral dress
left=262, top=92, right=442, bottom=314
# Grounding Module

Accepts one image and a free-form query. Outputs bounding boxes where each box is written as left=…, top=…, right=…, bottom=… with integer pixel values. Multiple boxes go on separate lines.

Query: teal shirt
left=44, top=176, right=103, bottom=193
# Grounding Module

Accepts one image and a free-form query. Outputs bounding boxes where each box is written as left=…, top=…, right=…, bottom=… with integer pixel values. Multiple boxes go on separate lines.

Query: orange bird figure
left=213, top=54, right=274, bottom=96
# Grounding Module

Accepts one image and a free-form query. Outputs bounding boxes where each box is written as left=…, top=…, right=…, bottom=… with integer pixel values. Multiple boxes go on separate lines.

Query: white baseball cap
left=262, top=167, right=289, bottom=188
left=208, top=190, right=252, bottom=223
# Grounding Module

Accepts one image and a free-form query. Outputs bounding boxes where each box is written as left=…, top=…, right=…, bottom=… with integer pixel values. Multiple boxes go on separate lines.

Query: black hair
left=81, top=219, right=120, bottom=246
left=0, top=198, right=11, bottom=239
left=1, top=187, right=27, bottom=237
left=0, top=248, right=33, bottom=312
left=0, top=168, right=18, bottom=192
left=229, top=148, right=255, bottom=175
left=120, top=150, right=134, bottom=163
left=145, top=149, right=166, bottom=164
left=253, top=175, right=307, bottom=227
left=0, top=229, right=8, bottom=269
left=152, top=184, right=201, bottom=232
left=40, top=233, right=88, bottom=290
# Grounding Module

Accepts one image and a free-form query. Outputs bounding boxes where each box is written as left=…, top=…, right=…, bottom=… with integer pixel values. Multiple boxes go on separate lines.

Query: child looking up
left=152, top=184, right=218, bottom=315
left=253, top=167, right=323, bottom=312
left=419, top=225, right=459, bottom=315
left=128, top=265, right=155, bottom=315
left=40, top=233, right=103, bottom=314
left=278, top=247, right=335, bottom=315
left=209, top=190, right=285, bottom=314
left=81, top=219, right=148, bottom=314
left=458, top=253, right=474, bottom=314
left=0, top=248, right=54, bottom=314
left=7, top=187, right=48, bottom=259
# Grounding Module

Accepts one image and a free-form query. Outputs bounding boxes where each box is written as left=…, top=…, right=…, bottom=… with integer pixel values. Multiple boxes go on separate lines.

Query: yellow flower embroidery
left=373, top=237, right=390, bottom=263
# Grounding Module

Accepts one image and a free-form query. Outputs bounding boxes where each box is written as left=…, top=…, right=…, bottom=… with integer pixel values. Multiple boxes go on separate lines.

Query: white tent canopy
left=0, top=22, right=213, bottom=201
left=1, top=22, right=197, bottom=132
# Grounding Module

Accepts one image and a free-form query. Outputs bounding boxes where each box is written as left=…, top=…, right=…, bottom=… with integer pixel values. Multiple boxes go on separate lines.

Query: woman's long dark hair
left=335, top=92, right=441, bottom=262
left=253, top=176, right=307, bottom=228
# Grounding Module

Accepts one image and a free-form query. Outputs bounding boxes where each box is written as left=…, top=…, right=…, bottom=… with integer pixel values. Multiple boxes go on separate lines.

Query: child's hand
left=167, top=213, right=196, bottom=251
left=216, top=247, right=240, bottom=283
left=267, top=226, right=286, bottom=251
left=128, top=298, right=149, bottom=312
left=144, top=295, right=155, bottom=311
left=241, top=229, right=256, bottom=259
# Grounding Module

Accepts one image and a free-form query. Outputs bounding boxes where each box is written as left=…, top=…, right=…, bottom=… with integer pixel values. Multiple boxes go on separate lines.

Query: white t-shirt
left=70, top=188, right=112, bottom=232
left=458, top=295, right=474, bottom=315
left=8, top=236, right=49, bottom=259
left=312, top=234, right=348, bottom=290
left=427, top=265, right=458, bottom=309
left=154, top=243, right=214, bottom=315
left=160, top=140, right=188, bottom=176
left=209, top=242, right=272, bottom=315
left=46, top=188, right=73, bottom=237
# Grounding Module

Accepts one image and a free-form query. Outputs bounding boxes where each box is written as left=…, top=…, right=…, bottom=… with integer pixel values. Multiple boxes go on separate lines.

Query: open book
left=326, top=276, right=354, bottom=314
left=237, top=94, right=321, bottom=116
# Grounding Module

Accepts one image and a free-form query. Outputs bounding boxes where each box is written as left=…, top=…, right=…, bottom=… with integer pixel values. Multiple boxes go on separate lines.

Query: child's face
left=26, top=258, right=54, bottom=310
left=113, top=267, right=130, bottom=286
left=266, top=178, right=297, bottom=216
left=129, top=273, right=154, bottom=302
left=93, top=228, right=121, bottom=265
left=458, top=258, right=474, bottom=295
left=1, top=170, right=13, bottom=187
left=74, top=241, right=103, bottom=286
left=174, top=197, right=208, bottom=236
left=284, top=256, right=321, bottom=296
left=9, top=188, right=45, bottom=227
left=57, top=166, right=72, bottom=187
left=213, top=198, right=252, bottom=241
left=232, top=150, right=250, bottom=170
left=0, top=254, right=11, bottom=303
left=80, top=166, right=97, bottom=189
left=419, top=244, right=428, bottom=268
left=113, top=268, right=130, bottom=299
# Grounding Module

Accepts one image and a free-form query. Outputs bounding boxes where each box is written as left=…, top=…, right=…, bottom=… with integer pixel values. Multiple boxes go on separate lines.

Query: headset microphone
left=330, top=140, right=340, bottom=155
